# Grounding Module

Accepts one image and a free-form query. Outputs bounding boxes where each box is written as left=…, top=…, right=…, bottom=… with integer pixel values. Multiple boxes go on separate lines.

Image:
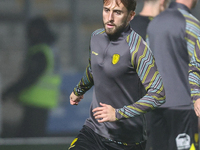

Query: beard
left=103, top=20, right=128, bottom=40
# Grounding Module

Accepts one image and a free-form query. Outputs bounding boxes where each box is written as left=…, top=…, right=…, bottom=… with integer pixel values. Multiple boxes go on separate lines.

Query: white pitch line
left=0, top=137, right=75, bottom=145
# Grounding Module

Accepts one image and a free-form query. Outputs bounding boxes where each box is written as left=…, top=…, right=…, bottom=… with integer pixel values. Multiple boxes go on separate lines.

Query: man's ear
left=159, top=0, right=168, bottom=12
left=129, top=11, right=136, bottom=22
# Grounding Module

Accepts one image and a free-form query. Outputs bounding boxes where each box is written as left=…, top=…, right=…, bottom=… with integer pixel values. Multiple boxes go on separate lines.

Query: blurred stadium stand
left=0, top=0, right=199, bottom=149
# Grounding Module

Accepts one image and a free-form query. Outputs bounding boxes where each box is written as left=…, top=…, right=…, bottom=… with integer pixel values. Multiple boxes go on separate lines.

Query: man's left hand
left=92, top=102, right=116, bottom=123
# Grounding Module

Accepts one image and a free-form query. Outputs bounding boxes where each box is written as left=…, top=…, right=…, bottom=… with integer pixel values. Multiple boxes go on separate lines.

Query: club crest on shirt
left=112, top=54, right=120, bottom=65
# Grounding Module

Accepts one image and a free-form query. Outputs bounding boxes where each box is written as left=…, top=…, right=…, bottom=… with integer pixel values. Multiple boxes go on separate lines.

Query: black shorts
left=145, top=108, right=199, bottom=150
left=68, top=125, right=146, bottom=150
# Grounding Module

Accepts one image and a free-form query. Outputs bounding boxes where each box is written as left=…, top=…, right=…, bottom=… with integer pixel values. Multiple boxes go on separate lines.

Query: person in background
left=189, top=26, right=200, bottom=125
left=146, top=0, right=200, bottom=149
left=130, top=0, right=171, bottom=146
left=130, top=0, right=170, bottom=40
left=189, top=34, right=200, bottom=150
left=2, top=16, right=61, bottom=137
left=68, top=0, right=166, bottom=149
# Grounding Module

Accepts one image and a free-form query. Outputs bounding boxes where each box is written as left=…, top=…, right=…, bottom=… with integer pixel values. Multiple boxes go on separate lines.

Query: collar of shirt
left=169, top=2, right=191, bottom=13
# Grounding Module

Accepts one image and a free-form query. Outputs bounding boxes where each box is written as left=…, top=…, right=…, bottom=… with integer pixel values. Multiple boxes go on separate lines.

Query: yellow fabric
left=190, top=143, right=196, bottom=150
left=19, top=44, right=61, bottom=109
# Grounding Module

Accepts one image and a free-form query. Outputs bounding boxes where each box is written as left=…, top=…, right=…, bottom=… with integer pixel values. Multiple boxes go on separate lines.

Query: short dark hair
left=103, top=0, right=137, bottom=12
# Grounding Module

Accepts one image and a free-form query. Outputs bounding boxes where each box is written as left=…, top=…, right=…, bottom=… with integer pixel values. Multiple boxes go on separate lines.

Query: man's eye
left=104, top=9, right=109, bottom=12
left=116, top=11, right=121, bottom=15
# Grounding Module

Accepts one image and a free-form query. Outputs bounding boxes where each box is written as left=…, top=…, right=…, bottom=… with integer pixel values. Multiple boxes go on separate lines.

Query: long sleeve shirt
left=73, top=25, right=165, bottom=143
left=146, top=2, right=200, bottom=108
left=189, top=35, right=200, bottom=102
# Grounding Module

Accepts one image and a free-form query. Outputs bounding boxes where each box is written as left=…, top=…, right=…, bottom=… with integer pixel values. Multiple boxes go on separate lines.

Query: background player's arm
left=189, top=37, right=200, bottom=117
left=2, top=52, right=46, bottom=100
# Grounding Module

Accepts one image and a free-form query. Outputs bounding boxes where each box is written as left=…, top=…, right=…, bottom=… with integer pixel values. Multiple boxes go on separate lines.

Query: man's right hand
left=70, top=92, right=84, bottom=105
left=194, top=98, right=200, bottom=117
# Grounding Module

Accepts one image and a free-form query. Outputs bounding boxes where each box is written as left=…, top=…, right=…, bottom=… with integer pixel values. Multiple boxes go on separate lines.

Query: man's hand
left=92, top=102, right=116, bottom=123
left=194, top=98, right=200, bottom=117
left=69, top=92, right=84, bottom=105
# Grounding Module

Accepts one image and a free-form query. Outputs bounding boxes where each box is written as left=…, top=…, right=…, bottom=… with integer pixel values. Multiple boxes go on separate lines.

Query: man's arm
left=189, top=37, right=200, bottom=116
left=115, top=36, right=165, bottom=120
left=2, top=52, right=46, bottom=99
left=70, top=48, right=94, bottom=105
left=73, top=62, right=94, bottom=96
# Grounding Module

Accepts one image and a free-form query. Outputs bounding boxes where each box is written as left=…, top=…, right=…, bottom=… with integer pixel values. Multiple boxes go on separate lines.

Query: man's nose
left=108, top=12, right=114, bottom=22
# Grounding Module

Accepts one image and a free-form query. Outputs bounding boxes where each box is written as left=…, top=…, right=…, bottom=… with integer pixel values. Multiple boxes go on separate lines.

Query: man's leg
left=145, top=108, right=169, bottom=150
left=68, top=126, right=106, bottom=150
left=69, top=125, right=146, bottom=150
left=168, top=109, right=198, bottom=150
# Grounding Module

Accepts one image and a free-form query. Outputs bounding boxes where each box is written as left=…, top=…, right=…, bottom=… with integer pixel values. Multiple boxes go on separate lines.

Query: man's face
left=191, top=0, right=198, bottom=9
left=103, top=0, right=135, bottom=37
